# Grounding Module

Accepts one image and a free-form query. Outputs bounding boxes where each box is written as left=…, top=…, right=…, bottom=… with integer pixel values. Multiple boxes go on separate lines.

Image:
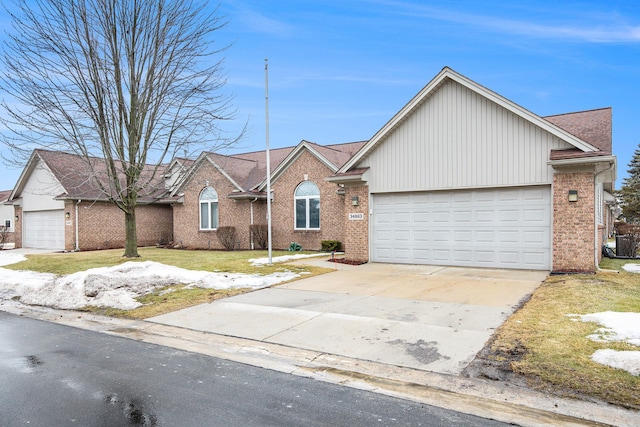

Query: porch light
left=15, top=215, right=18, bottom=221
left=65, top=212, right=70, bottom=219
left=568, top=190, right=578, bottom=202
left=352, top=196, right=359, bottom=206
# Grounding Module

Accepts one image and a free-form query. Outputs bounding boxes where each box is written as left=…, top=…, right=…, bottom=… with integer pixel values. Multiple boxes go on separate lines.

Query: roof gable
left=263, top=140, right=367, bottom=190
left=11, top=150, right=169, bottom=203
left=340, top=67, right=600, bottom=173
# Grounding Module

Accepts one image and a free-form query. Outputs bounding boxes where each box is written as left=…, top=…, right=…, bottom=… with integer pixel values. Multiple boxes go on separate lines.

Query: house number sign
left=348, top=213, right=364, bottom=220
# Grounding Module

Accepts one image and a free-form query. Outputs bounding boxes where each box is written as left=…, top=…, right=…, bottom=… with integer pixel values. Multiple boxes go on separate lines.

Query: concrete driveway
left=150, top=261, right=547, bottom=375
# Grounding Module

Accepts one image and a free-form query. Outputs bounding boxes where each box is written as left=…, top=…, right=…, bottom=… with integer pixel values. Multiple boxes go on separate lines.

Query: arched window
left=294, top=181, right=320, bottom=229
left=199, top=186, right=218, bottom=230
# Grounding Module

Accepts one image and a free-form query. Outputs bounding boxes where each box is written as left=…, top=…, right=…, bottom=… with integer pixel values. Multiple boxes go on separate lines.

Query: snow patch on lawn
left=0, top=252, right=298, bottom=311
left=248, top=252, right=329, bottom=266
left=571, top=311, right=640, bottom=376
left=622, top=263, right=640, bottom=273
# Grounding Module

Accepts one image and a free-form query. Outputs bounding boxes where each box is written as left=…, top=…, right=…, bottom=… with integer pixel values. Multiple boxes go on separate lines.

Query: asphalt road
left=0, top=311, right=509, bottom=426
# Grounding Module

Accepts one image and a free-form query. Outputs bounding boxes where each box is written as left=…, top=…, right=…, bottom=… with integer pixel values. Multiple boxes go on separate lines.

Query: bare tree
left=0, top=0, right=240, bottom=257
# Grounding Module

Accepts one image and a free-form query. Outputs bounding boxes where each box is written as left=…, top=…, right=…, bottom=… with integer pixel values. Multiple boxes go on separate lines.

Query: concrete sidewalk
left=149, top=262, right=546, bottom=375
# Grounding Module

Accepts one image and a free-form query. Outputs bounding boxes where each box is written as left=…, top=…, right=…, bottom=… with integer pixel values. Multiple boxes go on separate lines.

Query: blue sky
left=1, top=0, right=639, bottom=190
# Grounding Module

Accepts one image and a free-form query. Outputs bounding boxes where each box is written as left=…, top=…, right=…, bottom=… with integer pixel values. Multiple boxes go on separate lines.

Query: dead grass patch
left=479, top=271, right=640, bottom=408
left=80, top=285, right=249, bottom=319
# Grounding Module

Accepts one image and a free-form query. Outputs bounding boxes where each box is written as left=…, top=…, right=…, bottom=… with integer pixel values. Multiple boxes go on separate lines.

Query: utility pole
left=265, top=59, right=273, bottom=265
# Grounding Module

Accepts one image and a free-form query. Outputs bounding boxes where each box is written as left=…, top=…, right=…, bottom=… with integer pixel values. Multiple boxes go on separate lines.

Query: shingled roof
left=12, top=150, right=170, bottom=203
left=545, top=108, right=613, bottom=161
left=174, top=140, right=367, bottom=199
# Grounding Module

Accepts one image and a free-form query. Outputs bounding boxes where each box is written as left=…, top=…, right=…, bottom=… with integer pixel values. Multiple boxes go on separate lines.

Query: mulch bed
left=327, top=258, right=367, bottom=266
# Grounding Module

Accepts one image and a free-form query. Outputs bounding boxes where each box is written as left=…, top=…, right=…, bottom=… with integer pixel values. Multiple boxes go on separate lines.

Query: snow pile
left=572, top=311, right=640, bottom=376
left=622, top=264, right=640, bottom=273
left=0, top=252, right=27, bottom=267
left=249, top=252, right=329, bottom=266
left=0, top=253, right=299, bottom=311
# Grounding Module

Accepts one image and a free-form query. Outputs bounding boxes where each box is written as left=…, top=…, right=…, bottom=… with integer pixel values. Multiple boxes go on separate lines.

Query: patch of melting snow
left=248, top=252, right=330, bottom=266
left=570, top=311, right=640, bottom=376
left=622, top=263, right=640, bottom=273
left=0, top=252, right=299, bottom=311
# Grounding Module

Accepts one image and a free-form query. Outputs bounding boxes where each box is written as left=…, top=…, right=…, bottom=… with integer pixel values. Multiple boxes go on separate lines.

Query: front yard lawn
left=6, top=248, right=333, bottom=319
left=5, top=247, right=322, bottom=276
left=470, top=259, right=640, bottom=409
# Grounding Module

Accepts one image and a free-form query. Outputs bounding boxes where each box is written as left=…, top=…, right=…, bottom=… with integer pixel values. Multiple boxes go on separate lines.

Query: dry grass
left=5, top=247, right=326, bottom=276
left=80, top=285, right=250, bottom=319
left=487, top=266, right=640, bottom=408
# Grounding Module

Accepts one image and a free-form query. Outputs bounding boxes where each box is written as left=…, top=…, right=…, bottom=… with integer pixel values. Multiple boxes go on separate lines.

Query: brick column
left=344, top=185, right=369, bottom=262
left=552, top=171, right=595, bottom=273
left=14, top=206, right=22, bottom=248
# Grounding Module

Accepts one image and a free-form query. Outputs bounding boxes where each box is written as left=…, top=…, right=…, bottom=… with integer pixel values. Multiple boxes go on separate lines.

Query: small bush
left=217, top=226, right=238, bottom=251
left=321, top=240, right=342, bottom=252
left=250, top=224, right=269, bottom=249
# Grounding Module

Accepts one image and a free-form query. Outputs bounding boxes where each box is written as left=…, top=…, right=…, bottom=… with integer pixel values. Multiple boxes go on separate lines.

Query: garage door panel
left=372, top=187, right=551, bottom=270
left=23, top=210, right=64, bottom=250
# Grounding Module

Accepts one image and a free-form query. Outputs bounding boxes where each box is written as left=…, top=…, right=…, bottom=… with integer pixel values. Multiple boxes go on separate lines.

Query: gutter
left=75, top=200, right=81, bottom=251
left=594, top=160, right=616, bottom=271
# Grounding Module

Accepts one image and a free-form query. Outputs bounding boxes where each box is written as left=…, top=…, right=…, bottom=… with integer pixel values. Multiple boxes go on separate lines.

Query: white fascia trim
left=547, top=155, right=616, bottom=167
left=257, top=141, right=338, bottom=191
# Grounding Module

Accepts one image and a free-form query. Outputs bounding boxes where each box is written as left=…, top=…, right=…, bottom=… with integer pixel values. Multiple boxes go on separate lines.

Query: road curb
left=2, top=302, right=637, bottom=427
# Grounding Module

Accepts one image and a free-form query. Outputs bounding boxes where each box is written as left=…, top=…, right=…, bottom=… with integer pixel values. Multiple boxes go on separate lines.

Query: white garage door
left=371, top=186, right=551, bottom=270
left=23, top=210, right=65, bottom=250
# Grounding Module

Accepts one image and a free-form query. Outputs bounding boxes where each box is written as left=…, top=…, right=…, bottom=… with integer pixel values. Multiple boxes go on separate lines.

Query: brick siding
left=173, top=150, right=347, bottom=251
left=343, top=185, right=369, bottom=262
left=71, top=201, right=172, bottom=251
left=13, top=207, right=22, bottom=248
left=269, top=150, right=345, bottom=251
left=172, top=161, right=253, bottom=250
left=552, top=171, right=596, bottom=273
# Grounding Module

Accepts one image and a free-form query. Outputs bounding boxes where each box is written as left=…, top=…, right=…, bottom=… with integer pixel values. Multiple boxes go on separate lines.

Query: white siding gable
left=358, top=79, right=574, bottom=193
left=21, top=159, right=65, bottom=211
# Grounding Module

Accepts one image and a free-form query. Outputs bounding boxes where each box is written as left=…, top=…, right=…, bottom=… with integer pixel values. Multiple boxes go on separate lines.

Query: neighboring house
left=7, top=67, right=616, bottom=273
left=8, top=150, right=173, bottom=251
left=0, top=190, right=15, bottom=248
left=168, top=140, right=366, bottom=251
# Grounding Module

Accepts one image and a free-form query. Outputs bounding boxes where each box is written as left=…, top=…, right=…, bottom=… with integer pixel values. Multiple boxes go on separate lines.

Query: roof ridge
left=543, top=107, right=611, bottom=118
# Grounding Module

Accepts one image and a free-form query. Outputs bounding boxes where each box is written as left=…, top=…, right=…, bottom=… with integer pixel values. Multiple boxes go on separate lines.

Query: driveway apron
left=149, top=262, right=546, bottom=375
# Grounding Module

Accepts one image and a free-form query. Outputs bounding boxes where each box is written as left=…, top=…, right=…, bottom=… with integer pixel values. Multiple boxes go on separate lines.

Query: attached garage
left=333, top=68, right=616, bottom=272
left=23, top=210, right=65, bottom=250
left=371, top=186, right=551, bottom=270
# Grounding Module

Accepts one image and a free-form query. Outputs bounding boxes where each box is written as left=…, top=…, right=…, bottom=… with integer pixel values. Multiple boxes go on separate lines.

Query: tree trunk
left=123, top=208, right=139, bottom=258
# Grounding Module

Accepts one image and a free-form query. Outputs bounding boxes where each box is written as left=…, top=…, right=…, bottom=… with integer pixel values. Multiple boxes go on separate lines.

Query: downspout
left=75, top=200, right=81, bottom=251
left=250, top=198, right=257, bottom=250
left=594, top=163, right=615, bottom=271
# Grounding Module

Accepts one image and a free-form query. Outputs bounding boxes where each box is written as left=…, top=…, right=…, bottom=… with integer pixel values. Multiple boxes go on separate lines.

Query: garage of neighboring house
left=23, top=210, right=65, bottom=250
left=370, top=186, right=551, bottom=269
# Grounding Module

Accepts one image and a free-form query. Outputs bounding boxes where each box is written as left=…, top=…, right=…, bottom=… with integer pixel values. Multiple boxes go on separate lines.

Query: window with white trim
left=295, top=181, right=320, bottom=229
left=199, top=186, right=219, bottom=230
left=3, top=219, right=11, bottom=231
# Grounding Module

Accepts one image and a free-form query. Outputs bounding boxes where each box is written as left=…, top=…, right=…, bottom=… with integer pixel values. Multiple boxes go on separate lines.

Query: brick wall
left=344, top=185, right=369, bottom=262
left=75, top=201, right=172, bottom=251
left=172, top=162, right=253, bottom=250
left=552, top=171, right=595, bottom=273
left=14, top=207, right=22, bottom=248
left=269, top=150, right=346, bottom=251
